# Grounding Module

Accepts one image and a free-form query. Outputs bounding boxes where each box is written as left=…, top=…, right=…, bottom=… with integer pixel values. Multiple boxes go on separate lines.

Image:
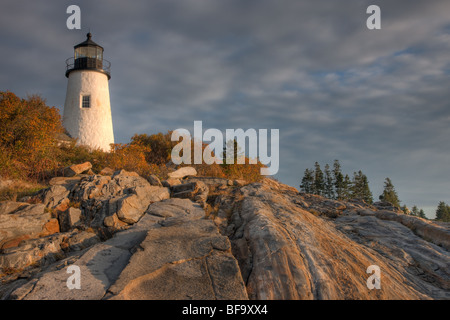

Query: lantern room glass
left=75, top=46, right=103, bottom=60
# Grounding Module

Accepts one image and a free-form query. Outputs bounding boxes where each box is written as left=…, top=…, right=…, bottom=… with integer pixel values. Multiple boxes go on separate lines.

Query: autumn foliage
left=130, top=133, right=265, bottom=182
left=107, top=142, right=159, bottom=178
left=0, top=91, right=264, bottom=183
left=0, top=91, right=63, bottom=180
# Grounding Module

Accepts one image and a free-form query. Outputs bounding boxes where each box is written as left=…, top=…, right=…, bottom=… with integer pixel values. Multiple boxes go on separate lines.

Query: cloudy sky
left=1, top=0, right=449, bottom=218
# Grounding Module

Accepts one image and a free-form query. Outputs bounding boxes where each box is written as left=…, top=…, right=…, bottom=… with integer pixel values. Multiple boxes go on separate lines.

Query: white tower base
left=63, top=70, right=114, bottom=152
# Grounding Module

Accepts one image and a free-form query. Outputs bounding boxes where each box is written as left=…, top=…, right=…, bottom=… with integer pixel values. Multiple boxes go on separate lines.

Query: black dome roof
left=74, top=33, right=104, bottom=50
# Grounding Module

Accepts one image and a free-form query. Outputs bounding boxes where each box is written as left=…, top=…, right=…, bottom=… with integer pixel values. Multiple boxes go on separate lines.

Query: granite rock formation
left=0, top=169, right=448, bottom=300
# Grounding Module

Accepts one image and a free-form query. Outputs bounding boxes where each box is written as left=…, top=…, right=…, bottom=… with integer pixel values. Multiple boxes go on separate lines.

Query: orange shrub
left=54, top=141, right=108, bottom=174
left=0, top=91, right=64, bottom=180
left=131, top=132, right=176, bottom=165
left=106, top=143, right=158, bottom=178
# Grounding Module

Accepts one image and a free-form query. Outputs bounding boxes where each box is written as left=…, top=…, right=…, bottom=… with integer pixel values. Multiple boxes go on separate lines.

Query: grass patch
left=0, top=181, right=47, bottom=202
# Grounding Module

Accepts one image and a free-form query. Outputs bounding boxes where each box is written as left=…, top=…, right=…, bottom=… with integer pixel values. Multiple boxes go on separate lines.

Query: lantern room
left=65, top=33, right=111, bottom=79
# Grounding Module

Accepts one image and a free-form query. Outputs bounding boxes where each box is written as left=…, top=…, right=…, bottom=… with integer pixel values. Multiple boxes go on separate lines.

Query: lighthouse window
left=81, top=95, right=91, bottom=108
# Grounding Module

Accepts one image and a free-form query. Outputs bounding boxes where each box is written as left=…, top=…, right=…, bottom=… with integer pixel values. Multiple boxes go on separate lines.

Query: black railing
left=65, top=57, right=111, bottom=78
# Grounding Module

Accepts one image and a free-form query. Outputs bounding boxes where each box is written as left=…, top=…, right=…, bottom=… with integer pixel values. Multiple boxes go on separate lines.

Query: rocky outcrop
left=106, top=206, right=247, bottom=300
left=3, top=198, right=247, bottom=300
left=171, top=181, right=209, bottom=208
left=0, top=202, right=59, bottom=250
left=0, top=230, right=101, bottom=272
left=373, top=210, right=450, bottom=250
left=220, top=180, right=449, bottom=299
left=0, top=172, right=449, bottom=300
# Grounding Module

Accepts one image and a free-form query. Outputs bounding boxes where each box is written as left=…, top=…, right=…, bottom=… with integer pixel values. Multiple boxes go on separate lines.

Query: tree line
left=299, top=160, right=434, bottom=220
left=300, top=160, right=373, bottom=204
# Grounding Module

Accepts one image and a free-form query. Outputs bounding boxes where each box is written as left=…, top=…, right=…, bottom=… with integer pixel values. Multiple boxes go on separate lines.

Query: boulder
left=233, top=179, right=247, bottom=187
left=61, top=162, right=93, bottom=177
left=167, top=166, right=197, bottom=179
left=116, top=185, right=170, bottom=225
left=171, top=181, right=209, bottom=207
left=42, top=185, right=70, bottom=209
left=133, top=185, right=170, bottom=203
left=161, top=178, right=181, bottom=187
left=112, top=169, right=139, bottom=178
left=116, top=194, right=148, bottom=224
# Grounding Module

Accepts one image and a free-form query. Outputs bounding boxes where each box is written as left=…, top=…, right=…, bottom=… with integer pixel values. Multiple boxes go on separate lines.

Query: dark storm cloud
left=1, top=0, right=449, bottom=217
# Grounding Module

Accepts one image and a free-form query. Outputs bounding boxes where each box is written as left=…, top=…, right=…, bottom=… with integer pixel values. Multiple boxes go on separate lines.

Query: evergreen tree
left=411, top=205, right=419, bottom=216
left=418, top=209, right=427, bottom=219
left=300, top=168, right=314, bottom=194
left=351, top=170, right=373, bottom=204
left=410, top=205, right=427, bottom=219
left=333, top=160, right=345, bottom=200
left=379, top=178, right=401, bottom=208
left=361, top=173, right=373, bottom=204
left=324, top=163, right=334, bottom=199
left=342, top=174, right=352, bottom=200
left=436, top=201, right=450, bottom=222
left=313, top=162, right=324, bottom=195
left=299, top=160, right=373, bottom=203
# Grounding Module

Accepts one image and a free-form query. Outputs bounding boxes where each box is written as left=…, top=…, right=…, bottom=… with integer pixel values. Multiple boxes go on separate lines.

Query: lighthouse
left=63, top=33, right=114, bottom=152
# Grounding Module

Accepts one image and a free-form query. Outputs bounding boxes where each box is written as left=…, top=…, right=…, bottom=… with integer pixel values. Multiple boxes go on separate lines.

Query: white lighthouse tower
left=63, top=33, right=114, bottom=152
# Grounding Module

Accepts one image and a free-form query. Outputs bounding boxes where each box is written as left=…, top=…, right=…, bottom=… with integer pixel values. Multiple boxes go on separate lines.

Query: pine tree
left=300, top=168, right=314, bottom=194
left=410, top=205, right=427, bottom=219
left=313, top=162, right=324, bottom=196
left=436, top=201, right=450, bottom=222
left=333, top=160, right=345, bottom=200
left=342, top=174, right=352, bottom=200
left=299, top=160, right=372, bottom=202
left=361, top=173, right=373, bottom=204
left=351, top=170, right=373, bottom=204
left=418, top=209, right=426, bottom=219
left=324, top=163, right=334, bottom=199
left=379, top=177, right=400, bottom=208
